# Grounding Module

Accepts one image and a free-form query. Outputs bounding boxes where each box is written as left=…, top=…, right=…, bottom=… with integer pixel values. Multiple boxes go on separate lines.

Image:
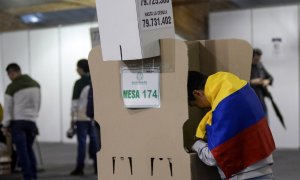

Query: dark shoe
left=70, top=169, right=84, bottom=176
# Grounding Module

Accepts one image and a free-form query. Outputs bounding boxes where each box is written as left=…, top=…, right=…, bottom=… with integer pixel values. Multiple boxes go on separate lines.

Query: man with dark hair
left=187, top=71, right=208, bottom=107
left=6, top=63, right=21, bottom=72
left=70, top=59, right=99, bottom=175
left=250, top=48, right=273, bottom=113
left=188, top=71, right=275, bottom=180
left=1, top=63, right=40, bottom=180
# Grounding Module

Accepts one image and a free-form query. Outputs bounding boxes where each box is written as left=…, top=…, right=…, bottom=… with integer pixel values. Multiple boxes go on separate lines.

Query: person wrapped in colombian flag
left=188, top=71, right=276, bottom=180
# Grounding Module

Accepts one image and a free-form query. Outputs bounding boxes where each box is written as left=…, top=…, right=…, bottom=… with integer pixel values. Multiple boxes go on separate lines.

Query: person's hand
left=1, top=127, right=10, bottom=136
left=262, top=79, right=271, bottom=87
left=250, top=78, right=263, bottom=85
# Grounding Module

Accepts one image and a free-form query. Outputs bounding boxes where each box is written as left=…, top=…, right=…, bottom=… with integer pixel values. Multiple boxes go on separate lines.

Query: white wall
left=0, top=22, right=98, bottom=142
left=1, top=31, right=31, bottom=87
left=209, top=10, right=252, bottom=43
left=29, top=28, right=61, bottom=142
left=209, top=6, right=300, bottom=149
left=252, top=6, right=299, bottom=148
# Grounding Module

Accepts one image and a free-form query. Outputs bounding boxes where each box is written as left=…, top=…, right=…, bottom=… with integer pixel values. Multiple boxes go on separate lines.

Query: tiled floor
left=0, top=143, right=299, bottom=180
left=0, top=143, right=97, bottom=180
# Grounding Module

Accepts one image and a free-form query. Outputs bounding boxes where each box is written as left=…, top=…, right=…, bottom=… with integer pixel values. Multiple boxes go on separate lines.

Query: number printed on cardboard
left=139, top=0, right=174, bottom=31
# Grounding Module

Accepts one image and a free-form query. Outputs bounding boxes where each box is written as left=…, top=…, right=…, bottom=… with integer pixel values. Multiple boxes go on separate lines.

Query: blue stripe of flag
left=207, top=84, right=266, bottom=150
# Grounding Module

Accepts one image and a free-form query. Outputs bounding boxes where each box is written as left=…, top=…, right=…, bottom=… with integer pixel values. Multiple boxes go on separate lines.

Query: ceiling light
left=20, top=13, right=43, bottom=24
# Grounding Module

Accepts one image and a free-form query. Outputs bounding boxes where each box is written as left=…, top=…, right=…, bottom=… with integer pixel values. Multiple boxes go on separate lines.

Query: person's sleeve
left=192, top=140, right=217, bottom=166
left=71, top=100, right=79, bottom=120
left=262, top=65, right=274, bottom=85
left=2, top=94, right=13, bottom=127
left=86, top=86, right=94, bottom=118
left=71, top=81, right=80, bottom=120
left=72, top=81, right=81, bottom=100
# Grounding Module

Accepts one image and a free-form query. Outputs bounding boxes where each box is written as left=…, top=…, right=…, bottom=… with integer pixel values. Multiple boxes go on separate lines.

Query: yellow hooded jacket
left=196, top=72, right=247, bottom=138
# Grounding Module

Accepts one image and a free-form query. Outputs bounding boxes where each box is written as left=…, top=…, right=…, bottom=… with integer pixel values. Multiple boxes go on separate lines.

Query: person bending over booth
left=188, top=71, right=276, bottom=180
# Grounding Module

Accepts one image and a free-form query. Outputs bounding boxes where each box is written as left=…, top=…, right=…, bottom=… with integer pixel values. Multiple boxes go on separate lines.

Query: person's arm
left=86, top=85, right=94, bottom=119
left=250, top=78, right=263, bottom=86
left=262, top=66, right=273, bottom=86
left=2, top=94, right=13, bottom=128
left=192, top=139, right=217, bottom=166
left=71, top=100, right=79, bottom=121
left=250, top=66, right=263, bottom=86
left=71, top=81, right=81, bottom=121
left=263, top=70, right=274, bottom=87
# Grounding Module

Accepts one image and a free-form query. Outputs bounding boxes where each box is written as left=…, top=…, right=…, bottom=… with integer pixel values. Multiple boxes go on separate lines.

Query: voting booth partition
left=88, top=38, right=252, bottom=180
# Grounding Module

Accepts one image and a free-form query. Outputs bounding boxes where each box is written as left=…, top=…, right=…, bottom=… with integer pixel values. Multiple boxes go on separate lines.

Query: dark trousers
left=11, top=120, right=38, bottom=180
left=76, top=121, right=100, bottom=170
left=89, top=122, right=101, bottom=157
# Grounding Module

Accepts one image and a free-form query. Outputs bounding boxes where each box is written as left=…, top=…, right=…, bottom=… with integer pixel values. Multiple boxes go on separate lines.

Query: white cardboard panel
left=60, top=23, right=93, bottom=143
left=209, top=10, right=252, bottom=43
left=1, top=31, right=30, bottom=88
left=253, top=5, right=300, bottom=148
left=96, top=0, right=175, bottom=60
left=29, top=28, right=61, bottom=142
left=97, top=0, right=141, bottom=60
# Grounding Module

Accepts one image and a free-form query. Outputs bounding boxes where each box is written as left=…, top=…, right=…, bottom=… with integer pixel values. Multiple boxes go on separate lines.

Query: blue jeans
left=88, top=122, right=101, bottom=158
left=76, top=121, right=100, bottom=170
left=11, top=120, right=38, bottom=180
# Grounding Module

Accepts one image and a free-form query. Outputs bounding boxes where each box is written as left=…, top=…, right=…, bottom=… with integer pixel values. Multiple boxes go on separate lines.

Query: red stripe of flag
left=211, top=118, right=275, bottom=178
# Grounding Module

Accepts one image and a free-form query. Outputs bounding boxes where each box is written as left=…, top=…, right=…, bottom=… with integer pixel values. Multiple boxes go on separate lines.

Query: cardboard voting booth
left=88, top=38, right=253, bottom=180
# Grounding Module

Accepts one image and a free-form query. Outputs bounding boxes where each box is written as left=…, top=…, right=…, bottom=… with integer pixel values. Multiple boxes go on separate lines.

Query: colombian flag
left=196, top=72, right=275, bottom=178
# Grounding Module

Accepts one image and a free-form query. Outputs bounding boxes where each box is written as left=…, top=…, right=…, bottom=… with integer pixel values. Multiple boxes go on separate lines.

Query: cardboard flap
left=198, top=39, right=252, bottom=80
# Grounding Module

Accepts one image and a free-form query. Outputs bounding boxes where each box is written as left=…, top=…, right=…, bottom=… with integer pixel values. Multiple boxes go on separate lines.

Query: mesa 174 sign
left=121, top=67, right=160, bottom=108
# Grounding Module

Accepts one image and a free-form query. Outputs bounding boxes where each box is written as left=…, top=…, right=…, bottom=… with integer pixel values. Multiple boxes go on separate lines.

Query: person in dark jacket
left=250, top=48, right=274, bottom=113
left=86, top=84, right=95, bottom=119
left=70, top=59, right=99, bottom=176
left=86, top=84, right=101, bottom=167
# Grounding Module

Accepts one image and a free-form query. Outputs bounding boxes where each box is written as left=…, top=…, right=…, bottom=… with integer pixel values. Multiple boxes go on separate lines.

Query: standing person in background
left=250, top=48, right=274, bottom=113
left=1, top=63, right=40, bottom=180
left=70, top=59, right=99, bottom=176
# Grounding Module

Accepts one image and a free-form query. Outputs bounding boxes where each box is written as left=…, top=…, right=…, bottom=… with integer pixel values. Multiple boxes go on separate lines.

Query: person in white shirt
left=1, top=63, right=40, bottom=180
